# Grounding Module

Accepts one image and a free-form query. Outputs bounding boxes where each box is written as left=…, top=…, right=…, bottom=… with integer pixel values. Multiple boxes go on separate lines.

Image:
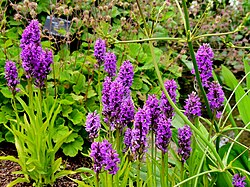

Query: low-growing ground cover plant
left=0, top=0, right=249, bottom=186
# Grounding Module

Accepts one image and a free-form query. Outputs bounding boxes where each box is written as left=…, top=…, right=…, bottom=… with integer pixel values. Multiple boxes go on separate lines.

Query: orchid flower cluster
left=86, top=40, right=242, bottom=186
left=4, top=20, right=53, bottom=91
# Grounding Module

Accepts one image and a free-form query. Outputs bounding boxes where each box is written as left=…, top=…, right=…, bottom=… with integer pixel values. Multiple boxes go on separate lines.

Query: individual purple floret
left=178, top=125, right=192, bottom=163
left=104, top=52, right=117, bottom=77
left=4, top=61, right=20, bottom=94
left=21, top=43, right=43, bottom=79
left=118, top=95, right=134, bottom=129
left=33, top=49, right=53, bottom=88
left=232, top=174, right=246, bottom=187
left=193, top=43, right=214, bottom=87
left=102, top=140, right=120, bottom=175
left=155, top=114, right=172, bottom=154
left=20, top=20, right=41, bottom=49
left=117, top=60, right=134, bottom=95
left=206, top=81, right=224, bottom=118
left=85, top=111, right=101, bottom=140
left=144, top=94, right=161, bottom=131
left=90, top=140, right=120, bottom=175
left=184, top=91, right=202, bottom=119
left=94, top=38, right=106, bottom=65
left=123, top=128, right=132, bottom=152
left=131, top=108, right=150, bottom=160
left=160, top=79, right=177, bottom=119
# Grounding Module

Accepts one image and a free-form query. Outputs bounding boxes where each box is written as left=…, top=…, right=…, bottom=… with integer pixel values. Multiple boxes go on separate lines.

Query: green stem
left=115, top=37, right=185, bottom=44
left=180, top=163, right=184, bottom=187
left=192, top=30, right=240, bottom=41
left=96, top=172, right=99, bottom=187
left=150, top=132, right=154, bottom=187
left=28, top=79, right=33, bottom=112
left=98, top=66, right=102, bottom=112
left=161, top=152, right=167, bottom=187
left=116, top=130, right=120, bottom=155
left=137, top=160, right=141, bottom=187
left=136, top=0, right=149, bottom=37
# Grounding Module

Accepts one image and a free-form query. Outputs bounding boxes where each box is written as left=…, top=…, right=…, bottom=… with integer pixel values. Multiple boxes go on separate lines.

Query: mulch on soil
left=0, top=142, right=92, bottom=187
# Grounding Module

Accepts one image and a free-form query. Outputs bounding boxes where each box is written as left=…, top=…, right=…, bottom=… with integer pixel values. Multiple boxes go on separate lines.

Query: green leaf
left=6, top=177, right=30, bottom=187
left=70, top=93, right=84, bottom=101
left=222, top=65, right=250, bottom=125
left=87, top=89, right=97, bottom=99
left=131, top=77, right=143, bottom=90
left=64, top=133, right=79, bottom=143
left=52, top=125, right=70, bottom=143
left=1, top=87, right=13, bottom=98
left=62, top=105, right=73, bottom=117
left=111, top=6, right=120, bottom=18
left=128, top=43, right=141, bottom=59
left=68, top=109, right=84, bottom=125
left=72, top=73, right=86, bottom=94
left=244, top=57, right=250, bottom=90
left=62, top=136, right=84, bottom=157
left=219, top=143, right=250, bottom=171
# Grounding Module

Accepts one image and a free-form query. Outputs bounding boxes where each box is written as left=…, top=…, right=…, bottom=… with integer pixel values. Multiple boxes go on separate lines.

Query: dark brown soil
left=0, top=142, right=92, bottom=187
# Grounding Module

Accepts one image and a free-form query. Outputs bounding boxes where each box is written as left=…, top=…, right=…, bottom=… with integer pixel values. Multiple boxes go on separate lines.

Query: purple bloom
left=207, top=81, right=224, bottom=118
left=144, top=94, right=161, bottom=131
left=103, top=140, right=120, bottom=174
left=109, top=79, right=125, bottom=130
left=90, top=140, right=120, bottom=175
left=155, top=114, right=172, bottom=154
left=193, top=43, right=214, bottom=87
left=131, top=108, right=150, bottom=160
left=160, top=79, right=177, bottom=119
left=20, top=20, right=41, bottom=49
left=118, top=95, right=134, bottom=129
left=4, top=61, right=20, bottom=94
left=117, top=60, right=134, bottom=95
left=33, top=49, right=53, bottom=88
left=102, top=77, right=112, bottom=113
left=90, top=142, right=104, bottom=173
left=184, top=91, right=202, bottom=119
left=21, top=43, right=43, bottom=79
left=104, top=52, right=117, bottom=77
left=85, top=111, right=101, bottom=140
left=232, top=174, right=246, bottom=187
left=123, top=128, right=132, bottom=152
left=20, top=20, right=53, bottom=86
left=178, top=125, right=192, bottom=163
left=94, top=38, right=106, bottom=65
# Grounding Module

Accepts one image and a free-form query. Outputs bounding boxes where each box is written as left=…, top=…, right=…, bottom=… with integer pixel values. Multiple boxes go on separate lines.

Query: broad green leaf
left=64, top=132, right=78, bottom=143
left=71, top=93, right=84, bottom=101
left=68, top=109, right=84, bottom=125
left=62, top=136, right=84, bottom=157
left=131, top=77, right=143, bottom=90
left=128, top=43, right=141, bottom=59
left=87, top=89, right=97, bottom=99
left=222, top=65, right=250, bottom=125
left=1, top=87, right=13, bottom=98
left=72, top=73, right=86, bottom=94
left=62, top=105, right=73, bottom=117
left=52, top=125, right=70, bottom=143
